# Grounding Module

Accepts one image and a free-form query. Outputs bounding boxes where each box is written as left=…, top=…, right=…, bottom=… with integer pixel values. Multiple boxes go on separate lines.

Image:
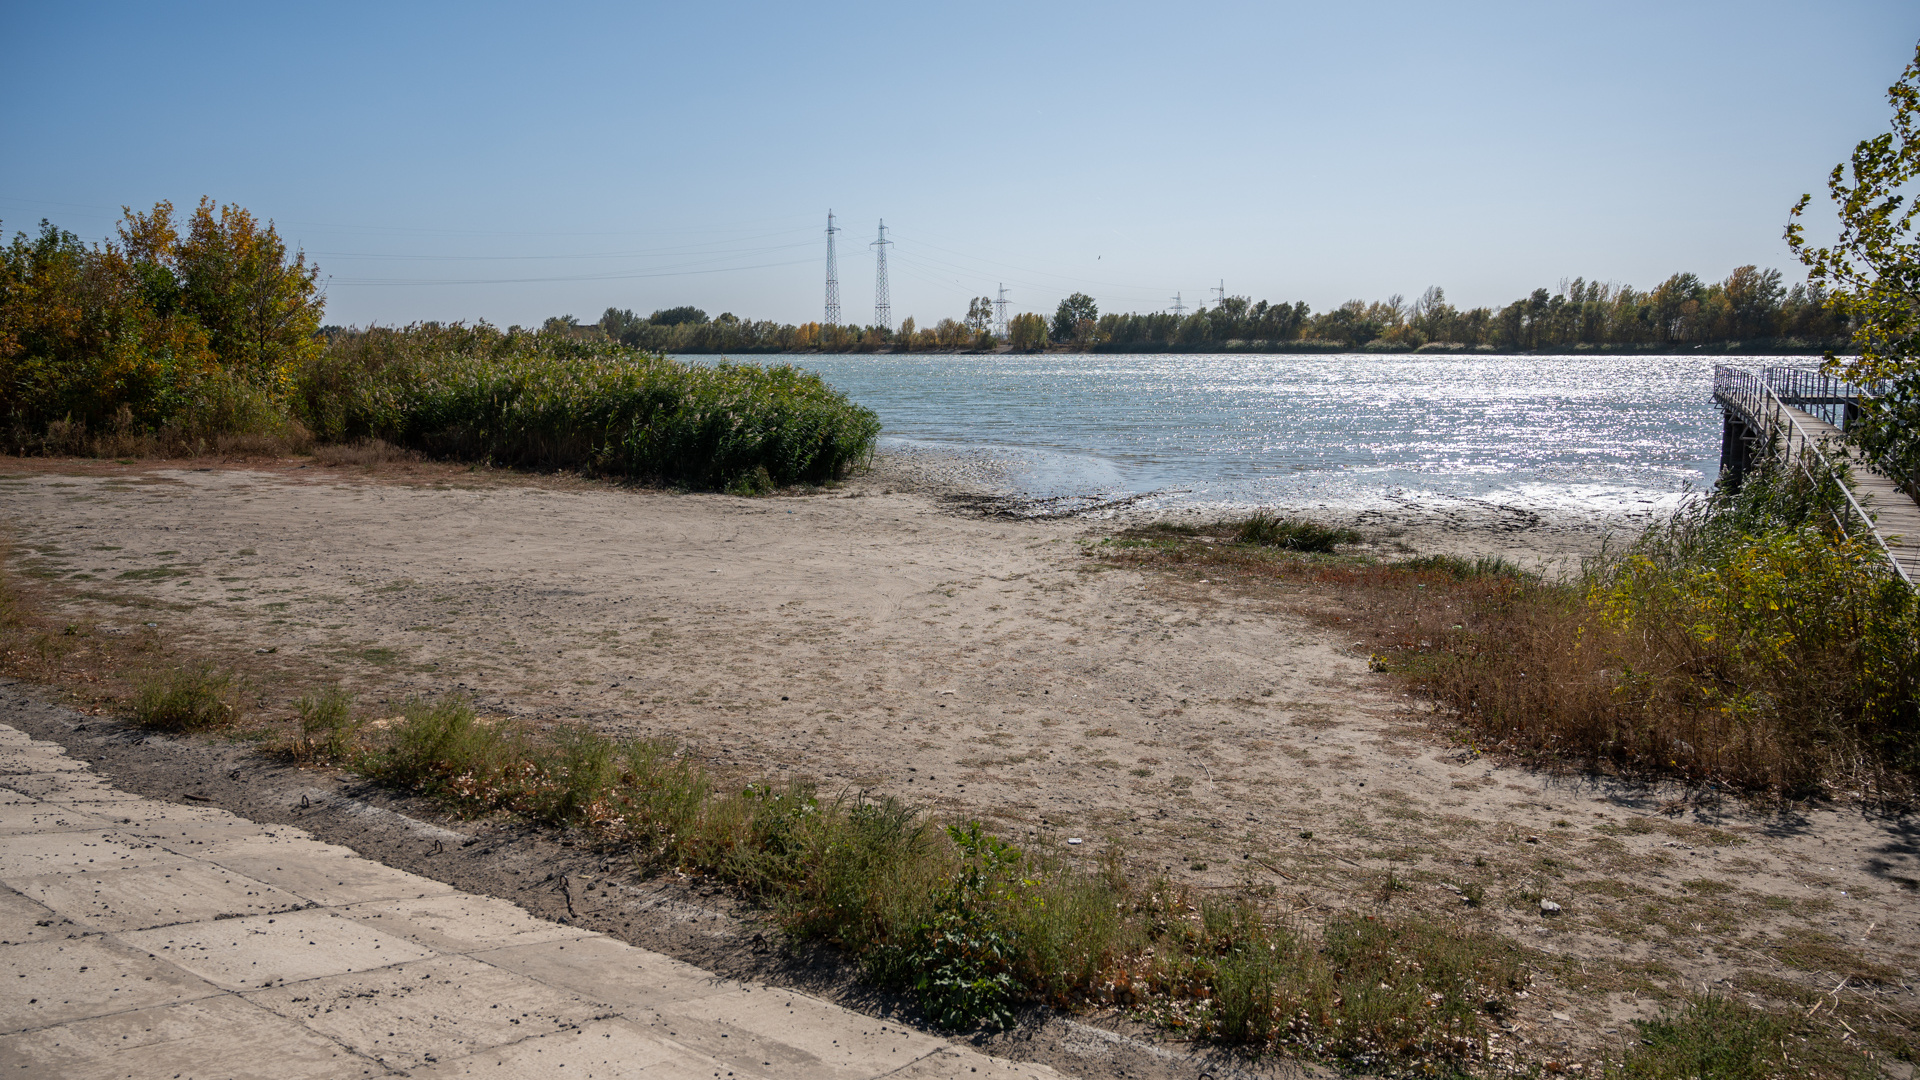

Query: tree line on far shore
left=536, top=264, right=1850, bottom=355
left=1086, top=266, right=1848, bottom=354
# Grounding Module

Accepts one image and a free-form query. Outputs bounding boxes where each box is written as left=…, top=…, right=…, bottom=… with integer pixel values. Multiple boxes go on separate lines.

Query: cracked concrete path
left=0, top=721, right=1060, bottom=1079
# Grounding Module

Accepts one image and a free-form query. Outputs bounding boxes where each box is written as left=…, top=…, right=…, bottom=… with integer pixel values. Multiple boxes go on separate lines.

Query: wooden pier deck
left=1712, top=364, right=1920, bottom=587
left=1781, top=404, right=1920, bottom=584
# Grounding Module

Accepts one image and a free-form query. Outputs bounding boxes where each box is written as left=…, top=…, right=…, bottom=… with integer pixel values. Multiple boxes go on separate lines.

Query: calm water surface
left=702, top=353, right=1800, bottom=517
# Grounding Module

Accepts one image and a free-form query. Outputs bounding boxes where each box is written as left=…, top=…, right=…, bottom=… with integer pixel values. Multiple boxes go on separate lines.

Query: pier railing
left=1713, top=365, right=1912, bottom=586
left=1751, top=365, right=1885, bottom=429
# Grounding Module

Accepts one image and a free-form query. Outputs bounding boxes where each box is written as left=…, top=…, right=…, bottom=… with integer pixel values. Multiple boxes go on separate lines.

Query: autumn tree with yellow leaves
left=0, top=198, right=323, bottom=449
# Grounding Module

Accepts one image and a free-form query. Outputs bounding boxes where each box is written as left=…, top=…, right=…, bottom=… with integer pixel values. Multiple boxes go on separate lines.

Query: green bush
left=2, top=202, right=322, bottom=453
left=891, top=823, right=1025, bottom=1030
left=372, top=696, right=521, bottom=806
left=131, top=664, right=238, bottom=731
left=291, top=685, right=358, bottom=762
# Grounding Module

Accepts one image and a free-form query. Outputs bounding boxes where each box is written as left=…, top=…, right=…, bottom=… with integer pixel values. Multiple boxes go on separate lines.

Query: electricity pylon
left=994, top=284, right=1009, bottom=338
left=824, top=210, right=841, bottom=326
left=871, top=220, right=892, bottom=331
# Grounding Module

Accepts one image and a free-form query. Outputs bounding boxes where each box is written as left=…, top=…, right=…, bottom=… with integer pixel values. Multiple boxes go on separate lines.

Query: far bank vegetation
left=555, top=266, right=1849, bottom=356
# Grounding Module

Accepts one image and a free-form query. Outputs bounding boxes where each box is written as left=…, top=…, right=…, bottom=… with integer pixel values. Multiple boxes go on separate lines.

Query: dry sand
left=2, top=452, right=1915, bottom=1067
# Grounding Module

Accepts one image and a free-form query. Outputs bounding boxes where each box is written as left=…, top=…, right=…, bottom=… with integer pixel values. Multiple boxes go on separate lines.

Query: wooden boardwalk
left=1781, top=404, right=1920, bottom=584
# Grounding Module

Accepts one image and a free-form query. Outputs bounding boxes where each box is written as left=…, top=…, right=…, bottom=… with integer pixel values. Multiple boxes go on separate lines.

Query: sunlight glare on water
left=700, top=352, right=1787, bottom=518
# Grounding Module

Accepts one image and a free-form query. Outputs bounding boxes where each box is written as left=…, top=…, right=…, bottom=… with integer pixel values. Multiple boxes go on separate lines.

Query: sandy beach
left=1, top=450, right=1913, bottom=1067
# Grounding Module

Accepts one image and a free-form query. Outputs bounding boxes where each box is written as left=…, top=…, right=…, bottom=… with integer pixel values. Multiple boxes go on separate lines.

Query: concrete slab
left=0, top=936, right=220, bottom=1034
left=0, top=746, right=88, bottom=774
left=201, top=836, right=456, bottom=905
left=0, top=801, right=115, bottom=836
left=411, top=1014, right=1064, bottom=1080
left=0, top=772, right=141, bottom=802
left=406, top=1015, right=753, bottom=1080
left=339, top=893, right=596, bottom=954
left=0, top=830, right=174, bottom=878
left=660, top=986, right=1008, bottom=1079
left=119, top=908, right=438, bottom=990
left=0, top=743, right=76, bottom=760
left=74, top=800, right=249, bottom=830
left=117, top=816, right=297, bottom=846
left=245, top=954, right=609, bottom=1072
left=0, top=995, right=383, bottom=1080
left=10, top=861, right=310, bottom=932
left=0, top=884, right=84, bottom=945
left=474, top=935, right=727, bottom=1008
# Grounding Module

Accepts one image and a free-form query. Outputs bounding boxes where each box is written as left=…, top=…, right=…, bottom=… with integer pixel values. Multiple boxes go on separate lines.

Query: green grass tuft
left=131, top=664, right=237, bottom=731
left=1236, top=512, right=1360, bottom=552
left=1394, top=553, right=1525, bottom=579
left=1611, top=994, right=1806, bottom=1080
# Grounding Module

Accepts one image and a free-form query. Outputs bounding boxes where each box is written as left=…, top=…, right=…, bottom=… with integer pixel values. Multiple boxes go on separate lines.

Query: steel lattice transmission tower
left=823, top=210, right=842, bottom=327
left=994, top=284, right=1009, bottom=338
left=1170, top=292, right=1186, bottom=316
left=871, top=220, right=892, bottom=331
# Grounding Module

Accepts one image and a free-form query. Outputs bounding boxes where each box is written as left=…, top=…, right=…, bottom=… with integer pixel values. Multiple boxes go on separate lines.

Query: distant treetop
left=650, top=306, right=708, bottom=327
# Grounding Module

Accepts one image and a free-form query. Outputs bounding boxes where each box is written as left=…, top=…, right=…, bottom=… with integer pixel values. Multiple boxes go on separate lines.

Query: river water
left=704, top=352, right=1801, bottom=519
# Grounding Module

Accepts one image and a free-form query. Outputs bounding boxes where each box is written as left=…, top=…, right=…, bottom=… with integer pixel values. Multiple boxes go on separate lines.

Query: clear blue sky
left=2, top=1, right=1914, bottom=329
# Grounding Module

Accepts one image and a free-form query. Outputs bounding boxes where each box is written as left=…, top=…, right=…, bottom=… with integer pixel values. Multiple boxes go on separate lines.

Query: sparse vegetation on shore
left=1105, top=484, right=1920, bottom=802
left=313, top=692, right=1532, bottom=1070
left=1427, top=463, right=1920, bottom=799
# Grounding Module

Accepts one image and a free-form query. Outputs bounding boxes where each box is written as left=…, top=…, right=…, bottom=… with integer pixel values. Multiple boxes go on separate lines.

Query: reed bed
left=303, top=325, right=880, bottom=490
left=11, top=322, right=881, bottom=491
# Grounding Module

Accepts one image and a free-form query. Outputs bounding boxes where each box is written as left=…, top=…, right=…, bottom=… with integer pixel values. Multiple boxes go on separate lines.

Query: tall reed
left=294, top=325, right=879, bottom=489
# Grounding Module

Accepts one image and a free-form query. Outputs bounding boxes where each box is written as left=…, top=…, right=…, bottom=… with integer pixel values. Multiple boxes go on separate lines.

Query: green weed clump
left=131, top=664, right=238, bottom=731
left=1607, top=993, right=1860, bottom=1080
left=298, top=325, right=880, bottom=490
left=288, top=685, right=359, bottom=763
left=1393, top=553, right=1523, bottom=579
left=0, top=566, right=19, bottom=630
left=1237, top=512, right=1360, bottom=552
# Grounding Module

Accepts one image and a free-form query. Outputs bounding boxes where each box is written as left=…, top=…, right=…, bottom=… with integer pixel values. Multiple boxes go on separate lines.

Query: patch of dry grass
left=1098, top=484, right=1920, bottom=803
